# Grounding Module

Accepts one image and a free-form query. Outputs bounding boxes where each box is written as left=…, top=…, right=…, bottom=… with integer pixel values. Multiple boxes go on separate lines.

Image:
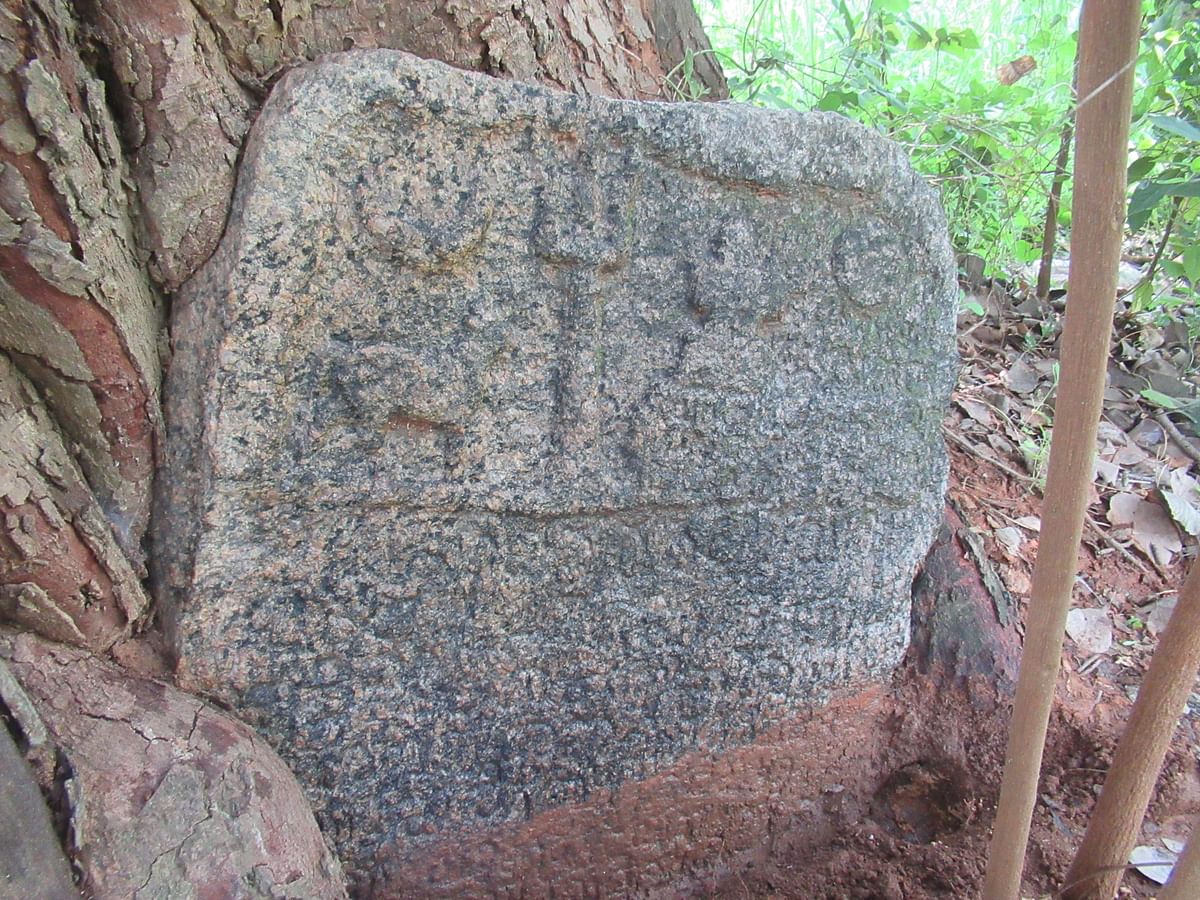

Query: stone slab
left=155, top=50, right=956, bottom=869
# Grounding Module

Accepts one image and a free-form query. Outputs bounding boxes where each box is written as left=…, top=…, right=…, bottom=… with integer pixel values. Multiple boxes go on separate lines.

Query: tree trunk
left=0, top=0, right=726, bottom=650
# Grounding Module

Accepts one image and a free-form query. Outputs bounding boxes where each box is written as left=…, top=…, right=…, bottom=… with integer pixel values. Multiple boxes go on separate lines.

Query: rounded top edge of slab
left=243, top=48, right=939, bottom=212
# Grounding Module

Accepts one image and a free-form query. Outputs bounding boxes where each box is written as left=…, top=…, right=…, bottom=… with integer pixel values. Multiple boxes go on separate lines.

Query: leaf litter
left=951, top=259, right=1198, bottom=602
left=942, top=260, right=1200, bottom=897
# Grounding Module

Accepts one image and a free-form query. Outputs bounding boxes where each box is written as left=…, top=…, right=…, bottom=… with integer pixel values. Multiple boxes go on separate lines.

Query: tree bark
left=0, top=0, right=726, bottom=650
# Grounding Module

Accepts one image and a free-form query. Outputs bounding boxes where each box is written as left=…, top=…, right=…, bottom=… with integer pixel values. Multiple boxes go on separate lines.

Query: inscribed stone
left=155, top=50, right=957, bottom=866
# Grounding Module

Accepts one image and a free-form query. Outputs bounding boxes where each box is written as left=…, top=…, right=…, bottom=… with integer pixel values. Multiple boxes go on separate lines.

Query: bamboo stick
left=1160, top=820, right=1200, bottom=900
left=1062, top=563, right=1200, bottom=899
left=980, top=3, right=1141, bottom=897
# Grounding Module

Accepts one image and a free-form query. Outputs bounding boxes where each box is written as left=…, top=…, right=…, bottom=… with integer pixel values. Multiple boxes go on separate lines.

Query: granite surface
left=155, top=49, right=956, bottom=868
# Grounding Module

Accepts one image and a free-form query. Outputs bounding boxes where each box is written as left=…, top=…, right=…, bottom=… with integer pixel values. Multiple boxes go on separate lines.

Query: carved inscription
left=157, top=51, right=957, bottom=865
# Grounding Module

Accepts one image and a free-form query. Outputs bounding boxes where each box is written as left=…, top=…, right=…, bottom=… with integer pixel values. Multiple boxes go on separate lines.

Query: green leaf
left=1184, top=244, right=1200, bottom=283
left=834, top=0, right=857, bottom=38
left=1149, top=114, right=1200, bottom=142
left=1132, top=280, right=1154, bottom=313
left=1176, top=400, right=1200, bottom=428
left=1128, top=156, right=1156, bottom=183
left=1128, top=179, right=1172, bottom=230
left=962, top=297, right=985, bottom=316
left=1163, top=178, right=1200, bottom=199
left=955, top=29, right=981, bottom=50
left=1013, top=238, right=1039, bottom=264
left=1141, top=388, right=1180, bottom=409
left=816, top=89, right=859, bottom=112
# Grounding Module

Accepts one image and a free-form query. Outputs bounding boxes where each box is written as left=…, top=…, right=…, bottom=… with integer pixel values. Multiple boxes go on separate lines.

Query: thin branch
left=942, top=427, right=1038, bottom=486
left=1153, top=409, right=1200, bottom=466
left=1120, top=195, right=1182, bottom=298
left=1037, top=98, right=1077, bottom=301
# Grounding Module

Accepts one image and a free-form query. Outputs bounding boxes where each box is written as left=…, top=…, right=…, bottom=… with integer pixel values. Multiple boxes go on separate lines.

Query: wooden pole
left=981, top=3, right=1141, bottom=897
left=1062, top=563, right=1200, bottom=899
left=1160, top=819, right=1200, bottom=900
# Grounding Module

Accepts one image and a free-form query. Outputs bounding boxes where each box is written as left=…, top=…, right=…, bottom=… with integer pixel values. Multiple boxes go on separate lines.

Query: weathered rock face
left=156, top=50, right=956, bottom=870
left=0, top=630, right=347, bottom=899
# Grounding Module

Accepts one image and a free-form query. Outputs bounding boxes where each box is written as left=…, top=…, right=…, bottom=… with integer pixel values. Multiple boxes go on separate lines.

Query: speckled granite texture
left=155, top=49, right=956, bottom=869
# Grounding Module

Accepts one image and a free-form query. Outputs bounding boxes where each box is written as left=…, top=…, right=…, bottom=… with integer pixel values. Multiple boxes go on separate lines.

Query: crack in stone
left=184, top=705, right=201, bottom=745
left=134, top=805, right=214, bottom=898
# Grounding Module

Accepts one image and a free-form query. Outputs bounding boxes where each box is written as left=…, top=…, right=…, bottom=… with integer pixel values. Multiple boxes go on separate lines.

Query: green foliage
left=697, top=0, right=1199, bottom=326
left=1141, top=387, right=1181, bottom=409
left=961, top=295, right=986, bottom=317
left=664, top=48, right=719, bottom=100
left=698, top=0, right=1077, bottom=273
left=1125, top=1, right=1200, bottom=323
left=1019, top=428, right=1051, bottom=489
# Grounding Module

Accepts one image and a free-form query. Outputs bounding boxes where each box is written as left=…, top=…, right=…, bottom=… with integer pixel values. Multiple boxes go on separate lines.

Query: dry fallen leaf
left=1005, top=358, right=1041, bottom=395
left=1161, top=469, right=1200, bottom=536
left=997, top=55, right=1037, bottom=86
left=1146, top=596, right=1178, bottom=636
left=1003, top=566, right=1032, bottom=595
left=1113, top=444, right=1150, bottom=467
left=1093, top=457, right=1120, bottom=485
left=1132, top=498, right=1183, bottom=565
left=1130, top=844, right=1176, bottom=885
left=1108, top=492, right=1141, bottom=529
left=996, top=526, right=1023, bottom=556
left=1065, top=607, right=1113, bottom=655
left=1130, top=418, right=1166, bottom=451
left=956, top=397, right=995, bottom=428
left=1096, top=421, right=1129, bottom=446
left=988, top=433, right=1016, bottom=455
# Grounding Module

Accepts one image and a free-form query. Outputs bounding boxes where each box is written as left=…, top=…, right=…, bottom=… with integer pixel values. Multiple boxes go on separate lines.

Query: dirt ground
left=698, top=287, right=1200, bottom=898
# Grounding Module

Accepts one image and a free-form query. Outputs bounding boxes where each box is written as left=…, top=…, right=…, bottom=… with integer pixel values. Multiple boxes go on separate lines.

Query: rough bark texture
left=1, top=351, right=149, bottom=650
left=1, top=629, right=348, bottom=899
left=1, top=0, right=163, bottom=580
left=0, top=0, right=724, bottom=649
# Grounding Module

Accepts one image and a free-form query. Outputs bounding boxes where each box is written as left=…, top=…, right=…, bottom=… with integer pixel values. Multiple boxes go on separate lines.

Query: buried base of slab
left=371, top=686, right=895, bottom=897
left=361, top=508, right=1008, bottom=897
left=364, top=507, right=1198, bottom=898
